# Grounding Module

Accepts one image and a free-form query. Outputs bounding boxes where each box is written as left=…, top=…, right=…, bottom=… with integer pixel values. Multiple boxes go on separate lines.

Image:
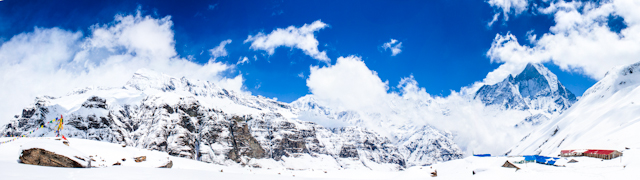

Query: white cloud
left=487, top=13, right=501, bottom=27
left=307, top=56, right=389, bottom=112
left=237, top=56, right=249, bottom=65
left=525, top=29, right=537, bottom=44
left=0, top=11, right=242, bottom=125
left=381, top=39, right=402, bottom=56
left=487, top=0, right=529, bottom=24
left=209, top=39, right=232, bottom=61
left=487, top=0, right=640, bottom=81
left=244, top=20, right=330, bottom=63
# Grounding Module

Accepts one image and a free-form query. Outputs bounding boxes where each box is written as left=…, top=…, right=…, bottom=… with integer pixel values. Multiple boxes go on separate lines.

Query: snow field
left=0, top=137, right=435, bottom=180
left=2, top=137, right=638, bottom=179
left=428, top=151, right=640, bottom=180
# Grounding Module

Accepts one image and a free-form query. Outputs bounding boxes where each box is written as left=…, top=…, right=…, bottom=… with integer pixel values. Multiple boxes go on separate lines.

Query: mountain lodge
left=560, top=149, right=622, bottom=160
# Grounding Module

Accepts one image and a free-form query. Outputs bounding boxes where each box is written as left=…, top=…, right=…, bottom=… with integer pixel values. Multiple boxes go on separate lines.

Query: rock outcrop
left=20, top=148, right=87, bottom=168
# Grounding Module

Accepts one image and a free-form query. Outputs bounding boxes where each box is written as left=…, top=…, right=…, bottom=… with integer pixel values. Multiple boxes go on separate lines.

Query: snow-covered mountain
left=507, top=61, right=640, bottom=156
left=0, top=69, right=446, bottom=170
left=287, top=63, right=579, bottom=162
left=475, top=63, right=577, bottom=113
left=291, top=95, right=464, bottom=166
left=0, top=63, right=593, bottom=169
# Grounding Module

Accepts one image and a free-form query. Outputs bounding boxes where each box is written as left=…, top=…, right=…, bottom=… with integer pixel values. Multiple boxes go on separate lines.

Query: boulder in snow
left=20, top=148, right=88, bottom=168
left=158, top=160, right=173, bottom=168
left=19, top=139, right=89, bottom=168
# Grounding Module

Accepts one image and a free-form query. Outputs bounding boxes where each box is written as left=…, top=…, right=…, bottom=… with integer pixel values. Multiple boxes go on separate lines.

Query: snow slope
left=1, top=137, right=638, bottom=180
left=0, top=137, right=435, bottom=180
left=508, top=61, right=640, bottom=156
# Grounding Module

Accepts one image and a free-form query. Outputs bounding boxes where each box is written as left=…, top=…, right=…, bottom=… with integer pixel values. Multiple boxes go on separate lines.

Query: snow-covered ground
left=428, top=152, right=640, bottom=180
left=0, top=137, right=429, bottom=180
left=1, top=137, right=638, bottom=180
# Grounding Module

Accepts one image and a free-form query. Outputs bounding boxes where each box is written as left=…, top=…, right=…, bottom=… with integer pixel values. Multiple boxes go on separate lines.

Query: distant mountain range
left=1, top=62, right=607, bottom=170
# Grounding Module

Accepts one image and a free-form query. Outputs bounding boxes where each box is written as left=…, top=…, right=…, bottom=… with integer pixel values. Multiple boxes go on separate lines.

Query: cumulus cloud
left=487, top=0, right=640, bottom=81
left=381, top=39, right=403, bottom=56
left=487, top=0, right=529, bottom=25
left=0, top=11, right=242, bottom=124
left=209, top=39, right=232, bottom=61
left=307, top=56, right=390, bottom=112
left=244, top=20, right=330, bottom=63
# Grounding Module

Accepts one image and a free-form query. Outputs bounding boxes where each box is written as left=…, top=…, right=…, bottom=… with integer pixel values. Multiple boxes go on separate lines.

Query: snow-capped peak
left=474, top=63, right=577, bottom=112
left=124, top=68, right=184, bottom=92
left=517, top=63, right=559, bottom=92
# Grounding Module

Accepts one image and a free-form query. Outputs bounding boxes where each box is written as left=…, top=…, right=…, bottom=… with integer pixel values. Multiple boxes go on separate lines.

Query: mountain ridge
left=0, top=62, right=589, bottom=169
left=1, top=69, right=460, bottom=170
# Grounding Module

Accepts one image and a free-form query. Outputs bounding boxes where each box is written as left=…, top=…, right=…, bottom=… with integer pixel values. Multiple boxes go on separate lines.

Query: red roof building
left=560, top=149, right=622, bottom=160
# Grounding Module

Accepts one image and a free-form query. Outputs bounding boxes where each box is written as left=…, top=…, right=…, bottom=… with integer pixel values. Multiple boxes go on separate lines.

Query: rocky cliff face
left=0, top=69, right=415, bottom=170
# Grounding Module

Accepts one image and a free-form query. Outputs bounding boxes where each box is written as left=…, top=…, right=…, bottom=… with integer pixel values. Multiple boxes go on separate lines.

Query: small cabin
left=502, top=160, right=520, bottom=170
left=560, top=149, right=622, bottom=160
left=583, top=150, right=622, bottom=160
left=560, top=149, right=583, bottom=157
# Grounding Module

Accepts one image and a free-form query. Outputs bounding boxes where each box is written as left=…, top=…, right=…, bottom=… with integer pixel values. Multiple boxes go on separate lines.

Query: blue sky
left=0, top=0, right=604, bottom=102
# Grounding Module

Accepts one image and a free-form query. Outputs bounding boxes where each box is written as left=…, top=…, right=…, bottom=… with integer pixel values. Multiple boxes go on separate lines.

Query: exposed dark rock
left=178, top=103, right=201, bottom=117
left=82, top=96, right=107, bottom=109
left=227, top=120, right=265, bottom=161
left=20, top=148, right=86, bottom=168
left=21, top=108, right=36, bottom=119
left=162, top=104, right=174, bottom=114
left=134, top=156, right=146, bottom=162
left=158, top=160, right=173, bottom=168
left=339, top=145, right=358, bottom=158
left=272, top=135, right=309, bottom=160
